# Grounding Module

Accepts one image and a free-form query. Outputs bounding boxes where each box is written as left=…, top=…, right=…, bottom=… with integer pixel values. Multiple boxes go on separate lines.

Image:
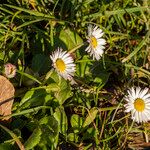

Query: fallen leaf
left=0, top=75, right=15, bottom=121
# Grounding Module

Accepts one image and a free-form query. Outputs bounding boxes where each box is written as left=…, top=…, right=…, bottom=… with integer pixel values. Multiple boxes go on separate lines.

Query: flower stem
left=68, top=42, right=87, bottom=53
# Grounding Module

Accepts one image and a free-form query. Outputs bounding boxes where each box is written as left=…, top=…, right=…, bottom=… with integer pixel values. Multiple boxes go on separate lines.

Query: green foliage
left=0, top=143, right=15, bottom=150
left=39, top=116, right=59, bottom=145
left=59, top=28, right=83, bottom=50
left=71, top=114, right=83, bottom=133
left=24, top=127, right=42, bottom=149
left=54, top=107, right=68, bottom=135
left=0, top=0, right=150, bottom=149
left=83, top=107, right=98, bottom=128
left=31, top=53, right=50, bottom=74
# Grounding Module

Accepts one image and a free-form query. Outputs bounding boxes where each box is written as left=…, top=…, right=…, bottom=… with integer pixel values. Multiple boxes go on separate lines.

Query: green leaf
left=17, top=70, right=42, bottom=84
left=39, top=116, right=59, bottom=148
left=21, top=67, right=39, bottom=86
left=91, top=63, right=110, bottom=88
left=19, top=88, right=48, bottom=109
left=67, top=133, right=78, bottom=142
left=54, top=107, right=68, bottom=135
left=71, top=114, right=83, bottom=133
left=3, top=106, right=50, bottom=119
left=45, top=75, right=71, bottom=105
left=82, top=127, right=96, bottom=140
left=19, top=90, right=34, bottom=106
left=31, top=54, right=50, bottom=74
left=93, top=72, right=109, bottom=86
left=59, top=78, right=69, bottom=90
left=16, top=19, right=44, bottom=30
left=39, top=116, right=59, bottom=144
left=77, top=55, right=92, bottom=77
left=59, top=28, right=83, bottom=50
left=58, top=79, right=71, bottom=104
left=24, top=127, right=42, bottom=150
left=0, top=51, right=4, bottom=60
left=55, top=87, right=71, bottom=105
left=45, top=70, right=60, bottom=84
left=0, top=143, right=14, bottom=150
left=83, top=107, right=98, bottom=128
left=46, top=83, right=59, bottom=92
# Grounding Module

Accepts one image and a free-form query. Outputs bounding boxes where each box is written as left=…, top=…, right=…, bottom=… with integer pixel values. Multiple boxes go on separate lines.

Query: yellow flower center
left=91, top=36, right=97, bottom=48
left=55, top=58, right=66, bottom=72
left=134, top=98, right=145, bottom=112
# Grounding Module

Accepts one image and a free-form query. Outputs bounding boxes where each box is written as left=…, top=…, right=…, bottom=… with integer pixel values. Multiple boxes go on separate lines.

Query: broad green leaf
left=19, top=90, right=34, bottom=106
left=54, top=107, right=68, bottom=135
left=71, top=114, right=83, bottom=133
left=39, top=116, right=59, bottom=144
left=77, top=55, right=92, bottom=77
left=45, top=69, right=54, bottom=81
left=31, top=54, right=50, bottom=74
left=59, top=78, right=69, bottom=90
left=59, top=28, right=83, bottom=50
left=55, top=78, right=71, bottom=104
left=45, top=70, right=60, bottom=84
left=24, top=127, right=42, bottom=150
left=83, top=0, right=94, bottom=5
left=39, top=116, right=59, bottom=148
left=67, top=133, right=78, bottom=142
left=0, top=143, right=14, bottom=150
left=46, top=83, right=59, bottom=92
left=19, top=88, right=49, bottom=109
left=46, top=76, right=71, bottom=104
left=55, top=87, right=71, bottom=105
left=82, top=127, right=96, bottom=140
left=83, top=107, right=98, bottom=127
left=0, top=52, right=4, bottom=60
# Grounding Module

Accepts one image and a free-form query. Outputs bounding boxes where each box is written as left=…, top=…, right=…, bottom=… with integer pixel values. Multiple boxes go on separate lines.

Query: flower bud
left=4, top=63, right=16, bottom=78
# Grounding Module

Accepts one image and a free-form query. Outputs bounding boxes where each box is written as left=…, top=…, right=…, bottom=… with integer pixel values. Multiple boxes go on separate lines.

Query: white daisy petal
left=85, top=25, right=106, bottom=60
left=139, top=88, right=149, bottom=98
left=145, top=103, right=150, bottom=107
left=125, top=105, right=134, bottom=112
left=97, top=39, right=106, bottom=45
left=135, top=87, right=141, bottom=98
left=139, top=112, right=143, bottom=123
left=142, top=112, right=149, bottom=122
left=124, top=87, right=150, bottom=123
left=131, top=87, right=136, bottom=98
left=135, top=112, right=139, bottom=123
left=50, top=47, right=76, bottom=80
left=142, top=93, right=150, bottom=100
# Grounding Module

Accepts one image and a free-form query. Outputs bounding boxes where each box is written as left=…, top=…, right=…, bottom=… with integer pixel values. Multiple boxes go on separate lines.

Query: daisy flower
left=4, top=63, right=16, bottom=78
left=50, top=48, right=76, bottom=80
left=85, top=25, right=106, bottom=60
left=124, top=87, right=150, bottom=123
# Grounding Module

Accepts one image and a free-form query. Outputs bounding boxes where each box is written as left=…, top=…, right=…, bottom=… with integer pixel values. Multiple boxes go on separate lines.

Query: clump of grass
left=0, top=0, right=150, bottom=149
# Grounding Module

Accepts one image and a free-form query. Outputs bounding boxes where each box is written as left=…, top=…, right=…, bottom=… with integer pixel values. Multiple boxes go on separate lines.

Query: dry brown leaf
left=0, top=75, right=15, bottom=121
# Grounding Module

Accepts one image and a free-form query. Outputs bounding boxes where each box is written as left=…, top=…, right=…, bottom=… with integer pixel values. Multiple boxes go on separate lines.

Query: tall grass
left=0, top=0, right=150, bottom=149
